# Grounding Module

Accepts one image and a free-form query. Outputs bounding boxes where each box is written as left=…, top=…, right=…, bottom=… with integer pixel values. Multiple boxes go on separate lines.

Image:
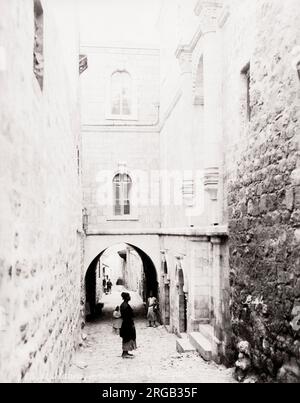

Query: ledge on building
left=104, top=115, right=138, bottom=122
left=86, top=225, right=228, bottom=237
left=106, top=216, right=139, bottom=222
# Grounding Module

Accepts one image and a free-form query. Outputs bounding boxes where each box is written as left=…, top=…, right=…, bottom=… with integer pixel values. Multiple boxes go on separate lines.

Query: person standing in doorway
left=147, top=292, right=159, bottom=327
left=120, top=292, right=137, bottom=358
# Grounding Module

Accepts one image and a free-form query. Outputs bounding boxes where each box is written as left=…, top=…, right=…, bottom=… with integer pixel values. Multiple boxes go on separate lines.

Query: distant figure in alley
left=107, top=279, right=113, bottom=294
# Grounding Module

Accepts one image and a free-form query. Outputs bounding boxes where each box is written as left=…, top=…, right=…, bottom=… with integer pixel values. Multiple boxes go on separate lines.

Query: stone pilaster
left=195, top=1, right=223, bottom=226
left=210, top=236, right=222, bottom=333
left=175, top=46, right=194, bottom=168
left=190, top=236, right=211, bottom=330
left=175, top=47, right=195, bottom=222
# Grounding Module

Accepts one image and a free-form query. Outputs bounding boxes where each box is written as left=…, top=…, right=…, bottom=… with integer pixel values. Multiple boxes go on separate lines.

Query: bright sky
left=79, top=0, right=162, bottom=47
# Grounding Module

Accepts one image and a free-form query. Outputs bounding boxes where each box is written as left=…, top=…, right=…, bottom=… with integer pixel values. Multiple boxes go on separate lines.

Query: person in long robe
left=120, top=292, right=137, bottom=358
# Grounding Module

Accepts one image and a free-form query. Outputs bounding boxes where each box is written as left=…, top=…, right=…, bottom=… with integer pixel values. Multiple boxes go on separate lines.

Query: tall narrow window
left=33, top=0, right=44, bottom=90
left=111, top=71, right=132, bottom=116
left=113, top=174, right=132, bottom=216
left=242, top=63, right=251, bottom=121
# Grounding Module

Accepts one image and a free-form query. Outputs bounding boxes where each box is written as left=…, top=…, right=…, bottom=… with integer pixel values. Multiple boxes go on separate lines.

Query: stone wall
left=223, top=0, right=300, bottom=382
left=0, top=0, right=83, bottom=382
left=125, top=247, right=143, bottom=295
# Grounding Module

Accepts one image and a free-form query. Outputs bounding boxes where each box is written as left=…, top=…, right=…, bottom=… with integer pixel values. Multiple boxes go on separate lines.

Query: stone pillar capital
left=194, top=1, right=222, bottom=34
left=210, top=236, right=222, bottom=245
left=175, top=253, right=186, bottom=262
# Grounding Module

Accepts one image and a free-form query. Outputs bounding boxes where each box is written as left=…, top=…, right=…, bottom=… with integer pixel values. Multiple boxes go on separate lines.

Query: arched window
left=111, top=71, right=132, bottom=116
left=113, top=173, right=132, bottom=216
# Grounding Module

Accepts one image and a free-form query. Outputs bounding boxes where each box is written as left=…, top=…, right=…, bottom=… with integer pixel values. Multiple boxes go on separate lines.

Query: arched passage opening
left=85, top=243, right=158, bottom=321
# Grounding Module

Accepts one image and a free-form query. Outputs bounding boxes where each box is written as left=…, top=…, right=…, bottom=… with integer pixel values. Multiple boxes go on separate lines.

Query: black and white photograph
left=0, top=0, right=300, bottom=385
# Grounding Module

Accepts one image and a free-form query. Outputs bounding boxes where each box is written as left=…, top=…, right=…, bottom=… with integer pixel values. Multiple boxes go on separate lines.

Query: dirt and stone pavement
left=64, top=288, right=235, bottom=383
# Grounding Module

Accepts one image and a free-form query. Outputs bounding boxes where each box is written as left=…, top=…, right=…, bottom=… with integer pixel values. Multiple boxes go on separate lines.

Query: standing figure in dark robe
left=120, top=292, right=137, bottom=358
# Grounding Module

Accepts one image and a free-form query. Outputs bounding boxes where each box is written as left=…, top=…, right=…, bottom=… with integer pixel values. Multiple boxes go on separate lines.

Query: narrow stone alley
left=1, top=0, right=300, bottom=384
left=65, top=288, right=235, bottom=383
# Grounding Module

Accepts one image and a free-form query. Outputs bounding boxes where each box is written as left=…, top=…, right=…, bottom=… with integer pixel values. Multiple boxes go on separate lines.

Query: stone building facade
left=81, top=0, right=300, bottom=381
left=156, top=0, right=300, bottom=381
left=0, top=0, right=83, bottom=382
left=157, top=0, right=230, bottom=361
left=120, top=246, right=144, bottom=296
left=81, top=45, right=161, bottom=232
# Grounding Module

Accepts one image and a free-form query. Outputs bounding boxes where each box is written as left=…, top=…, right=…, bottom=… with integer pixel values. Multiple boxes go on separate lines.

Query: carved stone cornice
left=175, top=46, right=192, bottom=74
left=194, top=1, right=222, bottom=34
left=175, top=24, right=203, bottom=59
left=204, top=167, right=219, bottom=200
left=182, top=179, right=195, bottom=207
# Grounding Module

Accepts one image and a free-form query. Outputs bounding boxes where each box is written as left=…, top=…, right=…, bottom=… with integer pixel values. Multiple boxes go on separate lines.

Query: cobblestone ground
left=65, top=288, right=235, bottom=383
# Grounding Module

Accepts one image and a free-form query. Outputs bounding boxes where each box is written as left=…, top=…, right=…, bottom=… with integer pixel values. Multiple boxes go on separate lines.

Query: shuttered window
left=113, top=174, right=132, bottom=216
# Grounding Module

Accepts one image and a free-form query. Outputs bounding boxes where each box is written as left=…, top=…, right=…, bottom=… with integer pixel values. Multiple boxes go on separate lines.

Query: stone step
left=199, top=324, right=215, bottom=343
left=178, top=333, right=187, bottom=339
left=188, top=332, right=212, bottom=361
left=176, top=337, right=196, bottom=354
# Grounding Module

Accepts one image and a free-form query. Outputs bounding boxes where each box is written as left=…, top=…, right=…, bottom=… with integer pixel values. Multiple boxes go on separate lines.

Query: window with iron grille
left=113, top=174, right=132, bottom=216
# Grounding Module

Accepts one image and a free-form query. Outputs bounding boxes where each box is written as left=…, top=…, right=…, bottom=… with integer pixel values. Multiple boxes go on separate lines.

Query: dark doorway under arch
left=178, top=268, right=187, bottom=333
left=161, top=260, right=170, bottom=326
left=85, top=243, right=158, bottom=320
left=164, top=284, right=170, bottom=326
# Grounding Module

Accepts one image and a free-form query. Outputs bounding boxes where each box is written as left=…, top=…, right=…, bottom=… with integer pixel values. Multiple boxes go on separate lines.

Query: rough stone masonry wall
left=0, top=1, right=83, bottom=382
left=224, top=0, right=300, bottom=382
